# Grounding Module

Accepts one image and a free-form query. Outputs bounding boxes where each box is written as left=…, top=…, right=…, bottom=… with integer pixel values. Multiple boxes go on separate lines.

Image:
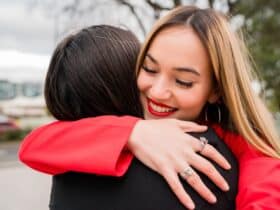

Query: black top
left=49, top=128, right=238, bottom=210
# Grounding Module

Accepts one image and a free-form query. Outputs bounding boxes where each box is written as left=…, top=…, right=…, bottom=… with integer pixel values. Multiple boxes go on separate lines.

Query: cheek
left=176, top=93, right=207, bottom=121
left=177, top=93, right=203, bottom=109
left=175, top=86, right=210, bottom=111
left=137, top=72, right=150, bottom=92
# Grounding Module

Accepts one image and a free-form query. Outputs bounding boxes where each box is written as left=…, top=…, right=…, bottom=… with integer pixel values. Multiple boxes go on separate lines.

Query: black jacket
left=49, top=128, right=238, bottom=210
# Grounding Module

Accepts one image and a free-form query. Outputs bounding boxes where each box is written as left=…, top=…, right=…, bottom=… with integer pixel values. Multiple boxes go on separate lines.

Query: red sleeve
left=236, top=154, right=280, bottom=210
left=213, top=125, right=280, bottom=210
left=18, top=115, right=140, bottom=176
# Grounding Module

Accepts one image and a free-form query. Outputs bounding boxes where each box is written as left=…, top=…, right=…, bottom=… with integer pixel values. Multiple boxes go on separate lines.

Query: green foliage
left=0, top=128, right=32, bottom=142
left=233, top=0, right=280, bottom=112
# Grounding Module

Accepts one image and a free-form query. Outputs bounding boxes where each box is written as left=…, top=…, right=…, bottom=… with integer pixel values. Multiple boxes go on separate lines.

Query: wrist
left=126, top=119, right=144, bottom=152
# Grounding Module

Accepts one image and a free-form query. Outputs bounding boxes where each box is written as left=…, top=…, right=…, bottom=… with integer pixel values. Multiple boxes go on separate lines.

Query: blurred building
left=0, top=80, right=46, bottom=117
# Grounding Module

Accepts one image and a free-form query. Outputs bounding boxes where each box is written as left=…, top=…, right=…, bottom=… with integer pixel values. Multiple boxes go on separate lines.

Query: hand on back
left=128, top=119, right=231, bottom=209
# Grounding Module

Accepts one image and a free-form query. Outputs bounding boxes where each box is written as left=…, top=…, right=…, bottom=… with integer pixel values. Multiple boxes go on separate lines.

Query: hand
left=127, top=119, right=231, bottom=210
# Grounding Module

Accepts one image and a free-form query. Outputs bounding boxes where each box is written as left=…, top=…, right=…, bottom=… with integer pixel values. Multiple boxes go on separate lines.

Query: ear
left=208, top=87, right=220, bottom=104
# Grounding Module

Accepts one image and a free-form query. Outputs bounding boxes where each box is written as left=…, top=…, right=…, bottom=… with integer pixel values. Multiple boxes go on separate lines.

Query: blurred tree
left=233, top=0, right=280, bottom=112
left=33, top=0, right=279, bottom=112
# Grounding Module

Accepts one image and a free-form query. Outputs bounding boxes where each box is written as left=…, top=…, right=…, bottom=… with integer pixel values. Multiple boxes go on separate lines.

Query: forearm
left=18, top=115, right=140, bottom=176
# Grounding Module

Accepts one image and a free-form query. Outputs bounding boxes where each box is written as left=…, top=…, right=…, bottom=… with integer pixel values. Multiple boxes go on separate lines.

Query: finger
left=179, top=166, right=217, bottom=204
left=162, top=170, right=195, bottom=210
left=189, top=154, right=230, bottom=192
left=190, top=137, right=231, bottom=170
left=200, top=144, right=231, bottom=170
left=176, top=120, right=208, bottom=132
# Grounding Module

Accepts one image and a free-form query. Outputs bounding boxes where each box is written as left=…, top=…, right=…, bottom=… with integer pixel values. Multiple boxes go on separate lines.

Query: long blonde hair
left=136, top=6, right=280, bottom=158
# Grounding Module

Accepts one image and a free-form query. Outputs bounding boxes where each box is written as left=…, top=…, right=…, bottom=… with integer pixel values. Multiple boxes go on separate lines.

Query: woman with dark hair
left=44, top=25, right=142, bottom=120
left=20, top=24, right=238, bottom=210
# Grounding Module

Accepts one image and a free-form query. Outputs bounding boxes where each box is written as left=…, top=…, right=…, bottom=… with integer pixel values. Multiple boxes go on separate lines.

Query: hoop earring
left=205, top=103, right=222, bottom=124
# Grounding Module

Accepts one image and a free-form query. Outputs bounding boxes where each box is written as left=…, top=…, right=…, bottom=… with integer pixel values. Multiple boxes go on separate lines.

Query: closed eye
left=142, top=65, right=157, bottom=74
left=176, top=79, right=194, bottom=88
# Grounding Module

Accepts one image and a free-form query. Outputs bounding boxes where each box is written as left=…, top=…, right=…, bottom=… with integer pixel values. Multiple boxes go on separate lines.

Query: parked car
left=0, top=115, right=19, bottom=133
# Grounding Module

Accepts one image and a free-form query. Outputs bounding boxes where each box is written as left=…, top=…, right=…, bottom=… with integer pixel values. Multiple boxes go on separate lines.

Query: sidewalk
left=0, top=141, right=20, bottom=167
left=0, top=141, right=51, bottom=210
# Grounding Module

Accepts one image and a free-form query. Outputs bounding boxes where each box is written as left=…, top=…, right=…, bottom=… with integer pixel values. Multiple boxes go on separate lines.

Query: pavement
left=0, top=141, right=20, bottom=167
left=0, top=141, right=51, bottom=210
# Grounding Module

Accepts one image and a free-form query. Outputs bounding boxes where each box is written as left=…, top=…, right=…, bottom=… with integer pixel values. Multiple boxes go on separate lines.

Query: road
left=0, top=142, right=51, bottom=210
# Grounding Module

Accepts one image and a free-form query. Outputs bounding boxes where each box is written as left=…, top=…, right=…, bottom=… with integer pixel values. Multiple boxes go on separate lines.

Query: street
left=0, top=142, right=51, bottom=210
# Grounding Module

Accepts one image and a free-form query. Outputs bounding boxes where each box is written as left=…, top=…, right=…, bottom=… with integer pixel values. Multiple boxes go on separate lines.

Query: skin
left=138, top=26, right=219, bottom=121
left=128, top=26, right=231, bottom=209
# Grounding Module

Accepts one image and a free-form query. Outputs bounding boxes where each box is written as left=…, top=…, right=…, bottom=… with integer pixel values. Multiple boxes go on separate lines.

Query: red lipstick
left=146, top=98, right=177, bottom=117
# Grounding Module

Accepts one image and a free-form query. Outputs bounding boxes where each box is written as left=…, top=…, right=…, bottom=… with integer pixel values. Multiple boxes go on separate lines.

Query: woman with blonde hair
left=20, top=5, right=280, bottom=210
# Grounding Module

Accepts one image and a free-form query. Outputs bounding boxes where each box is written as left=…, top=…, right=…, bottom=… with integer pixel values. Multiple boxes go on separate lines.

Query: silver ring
left=179, top=166, right=194, bottom=179
left=199, top=137, right=208, bottom=153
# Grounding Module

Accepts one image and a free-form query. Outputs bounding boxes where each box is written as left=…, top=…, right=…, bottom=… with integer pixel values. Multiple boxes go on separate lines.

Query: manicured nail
left=223, top=182, right=230, bottom=191
left=225, top=162, right=231, bottom=170
left=187, top=202, right=195, bottom=210
left=210, top=195, right=217, bottom=203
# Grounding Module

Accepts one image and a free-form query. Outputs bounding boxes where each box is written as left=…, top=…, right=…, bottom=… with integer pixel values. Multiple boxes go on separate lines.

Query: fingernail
left=225, top=163, right=231, bottom=170
left=210, top=195, right=217, bottom=203
left=187, top=202, right=195, bottom=210
left=223, top=183, right=230, bottom=191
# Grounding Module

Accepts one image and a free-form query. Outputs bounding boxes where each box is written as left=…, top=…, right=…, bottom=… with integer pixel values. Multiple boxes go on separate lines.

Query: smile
left=147, top=98, right=177, bottom=117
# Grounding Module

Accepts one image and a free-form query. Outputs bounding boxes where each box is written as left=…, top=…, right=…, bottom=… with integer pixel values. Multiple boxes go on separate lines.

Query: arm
left=19, top=115, right=139, bottom=176
left=213, top=125, right=280, bottom=210
left=19, top=117, right=230, bottom=210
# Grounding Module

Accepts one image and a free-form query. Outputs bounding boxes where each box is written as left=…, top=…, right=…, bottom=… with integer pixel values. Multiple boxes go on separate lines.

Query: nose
left=149, top=77, right=172, bottom=100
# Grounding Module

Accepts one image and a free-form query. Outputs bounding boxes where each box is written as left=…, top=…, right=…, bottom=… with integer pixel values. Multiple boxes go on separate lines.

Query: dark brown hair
left=45, top=25, right=142, bottom=120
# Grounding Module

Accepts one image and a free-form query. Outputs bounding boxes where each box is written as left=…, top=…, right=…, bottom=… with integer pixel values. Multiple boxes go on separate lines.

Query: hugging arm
left=19, top=116, right=231, bottom=209
left=19, top=116, right=139, bottom=176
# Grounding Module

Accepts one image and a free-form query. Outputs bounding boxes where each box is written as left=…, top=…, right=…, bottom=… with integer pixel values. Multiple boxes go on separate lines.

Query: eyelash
left=142, top=65, right=194, bottom=88
left=142, top=65, right=157, bottom=74
left=175, top=79, right=194, bottom=88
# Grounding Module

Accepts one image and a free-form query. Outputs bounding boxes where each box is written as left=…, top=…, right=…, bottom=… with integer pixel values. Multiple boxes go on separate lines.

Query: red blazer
left=19, top=116, right=280, bottom=210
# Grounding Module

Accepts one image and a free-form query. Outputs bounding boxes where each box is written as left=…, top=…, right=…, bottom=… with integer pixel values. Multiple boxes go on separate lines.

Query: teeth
left=149, top=101, right=174, bottom=113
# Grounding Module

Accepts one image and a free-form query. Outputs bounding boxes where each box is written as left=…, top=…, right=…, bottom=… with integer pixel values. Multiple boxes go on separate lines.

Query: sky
left=0, top=0, right=149, bottom=82
left=0, top=0, right=228, bottom=82
left=0, top=0, right=53, bottom=82
left=0, top=0, right=150, bottom=82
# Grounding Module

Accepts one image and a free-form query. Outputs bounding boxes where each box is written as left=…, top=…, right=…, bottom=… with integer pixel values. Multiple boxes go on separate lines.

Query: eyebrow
left=174, top=67, right=200, bottom=76
left=146, top=53, right=158, bottom=64
left=145, top=53, right=200, bottom=76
